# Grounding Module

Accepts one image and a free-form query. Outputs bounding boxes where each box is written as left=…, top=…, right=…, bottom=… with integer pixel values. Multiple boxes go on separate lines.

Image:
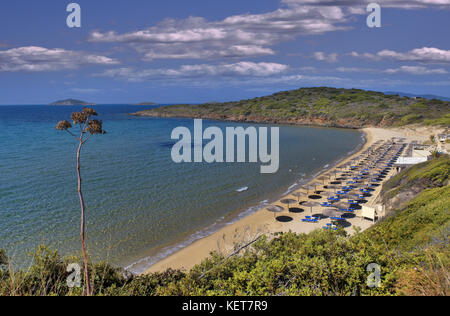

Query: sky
left=0, top=0, right=449, bottom=105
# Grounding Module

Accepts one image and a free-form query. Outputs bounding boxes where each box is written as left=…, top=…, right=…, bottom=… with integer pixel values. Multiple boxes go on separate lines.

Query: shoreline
left=142, top=126, right=434, bottom=274
left=132, top=111, right=365, bottom=129
left=140, top=127, right=370, bottom=274
left=126, top=126, right=365, bottom=274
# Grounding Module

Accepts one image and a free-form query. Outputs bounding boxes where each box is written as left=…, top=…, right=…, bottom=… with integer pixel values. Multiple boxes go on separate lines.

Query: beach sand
left=144, top=126, right=437, bottom=274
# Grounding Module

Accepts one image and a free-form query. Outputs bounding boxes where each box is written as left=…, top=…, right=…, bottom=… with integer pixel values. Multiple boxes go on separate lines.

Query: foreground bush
left=1, top=220, right=447, bottom=296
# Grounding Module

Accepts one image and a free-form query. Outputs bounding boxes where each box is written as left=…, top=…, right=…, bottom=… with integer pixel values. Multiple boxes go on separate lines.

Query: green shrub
left=0, top=249, right=7, bottom=266
left=424, top=114, right=450, bottom=126
left=401, top=113, right=423, bottom=124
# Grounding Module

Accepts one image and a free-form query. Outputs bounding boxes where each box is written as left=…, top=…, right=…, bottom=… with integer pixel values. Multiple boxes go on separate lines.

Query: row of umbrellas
left=266, top=140, right=407, bottom=223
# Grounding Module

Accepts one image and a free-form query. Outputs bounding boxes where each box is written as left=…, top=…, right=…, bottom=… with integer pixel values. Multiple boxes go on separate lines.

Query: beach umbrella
left=322, top=208, right=341, bottom=218
left=310, top=181, right=322, bottom=192
left=317, top=175, right=329, bottom=184
left=325, top=185, right=338, bottom=193
left=341, top=168, right=352, bottom=174
left=291, top=191, right=306, bottom=202
left=333, top=201, right=353, bottom=211
left=266, top=205, right=284, bottom=219
left=280, top=199, right=297, bottom=211
left=337, top=165, right=348, bottom=173
left=349, top=188, right=364, bottom=197
left=360, top=182, right=372, bottom=189
left=304, top=185, right=316, bottom=194
left=332, top=168, right=341, bottom=177
left=322, top=191, right=337, bottom=203
left=338, top=193, right=353, bottom=200
left=303, top=201, right=320, bottom=216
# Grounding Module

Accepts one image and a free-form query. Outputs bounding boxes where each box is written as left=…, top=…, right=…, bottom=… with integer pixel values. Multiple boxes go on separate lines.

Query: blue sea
left=0, top=105, right=364, bottom=273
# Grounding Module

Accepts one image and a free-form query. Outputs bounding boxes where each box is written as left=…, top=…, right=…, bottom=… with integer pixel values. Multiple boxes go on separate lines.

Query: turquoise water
left=0, top=105, right=363, bottom=272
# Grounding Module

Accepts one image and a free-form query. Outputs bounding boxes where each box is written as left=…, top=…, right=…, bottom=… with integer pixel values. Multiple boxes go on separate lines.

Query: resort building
left=395, top=156, right=428, bottom=168
left=394, top=142, right=432, bottom=172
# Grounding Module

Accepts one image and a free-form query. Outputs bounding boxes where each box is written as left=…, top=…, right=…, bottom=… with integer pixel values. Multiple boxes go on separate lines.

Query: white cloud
left=86, top=1, right=450, bottom=64
left=378, top=47, right=450, bottom=63
left=353, top=47, right=450, bottom=64
left=336, top=66, right=377, bottom=73
left=89, top=24, right=226, bottom=44
left=0, top=46, right=119, bottom=72
left=89, top=6, right=348, bottom=61
left=337, top=65, right=448, bottom=75
left=226, top=74, right=410, bottom=88
left=95, top=67, right=450, bottom=89
left=282, top=0, right=450, bottom=10
left=383, top=65, right=448, bottom=74
left=312, top=51, right=338, bottom=62
left=95, top=62, right=289, bottom=82
left=142, top=45, right=275, bottom=61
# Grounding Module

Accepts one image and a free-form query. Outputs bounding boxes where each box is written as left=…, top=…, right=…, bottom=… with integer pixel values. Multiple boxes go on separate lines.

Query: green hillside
left=135, top=87, right=450, bottom=128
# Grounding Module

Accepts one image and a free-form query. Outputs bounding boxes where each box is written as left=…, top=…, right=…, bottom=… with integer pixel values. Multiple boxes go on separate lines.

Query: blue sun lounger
left=330, top=216, right=346, bottom=221
left=302, top=216, right=319, bottom=223
left=323, top=223, right=338, bottom=230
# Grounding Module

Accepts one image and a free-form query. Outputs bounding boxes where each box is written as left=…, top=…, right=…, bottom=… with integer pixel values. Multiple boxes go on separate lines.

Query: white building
left=394, top=157, right=429, bottom=172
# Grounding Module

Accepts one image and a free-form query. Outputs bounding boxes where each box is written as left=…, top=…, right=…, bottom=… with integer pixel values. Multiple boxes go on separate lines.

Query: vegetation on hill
left=370, top=186, right=449, bottom=252
left=134, top=87, right=450, bottom=128
left=1, top=157, right=448, bottom=296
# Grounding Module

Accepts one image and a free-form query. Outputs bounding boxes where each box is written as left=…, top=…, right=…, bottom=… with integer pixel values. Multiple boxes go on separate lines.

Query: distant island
left=385, top=91, right=450, bottom=102
left=134, top=102, right=158, bottom=106
left=133, top=87, right=450, bottom=128
left=49, top=99, right=96, bottom=106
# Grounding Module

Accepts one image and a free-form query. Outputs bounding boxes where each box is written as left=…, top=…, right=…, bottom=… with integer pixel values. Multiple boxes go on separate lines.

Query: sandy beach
left=144, top=126, right=439, bottom=274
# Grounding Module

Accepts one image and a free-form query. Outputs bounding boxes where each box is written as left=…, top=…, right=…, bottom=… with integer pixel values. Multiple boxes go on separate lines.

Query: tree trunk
left=77, top=141, right=92, bottom=296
